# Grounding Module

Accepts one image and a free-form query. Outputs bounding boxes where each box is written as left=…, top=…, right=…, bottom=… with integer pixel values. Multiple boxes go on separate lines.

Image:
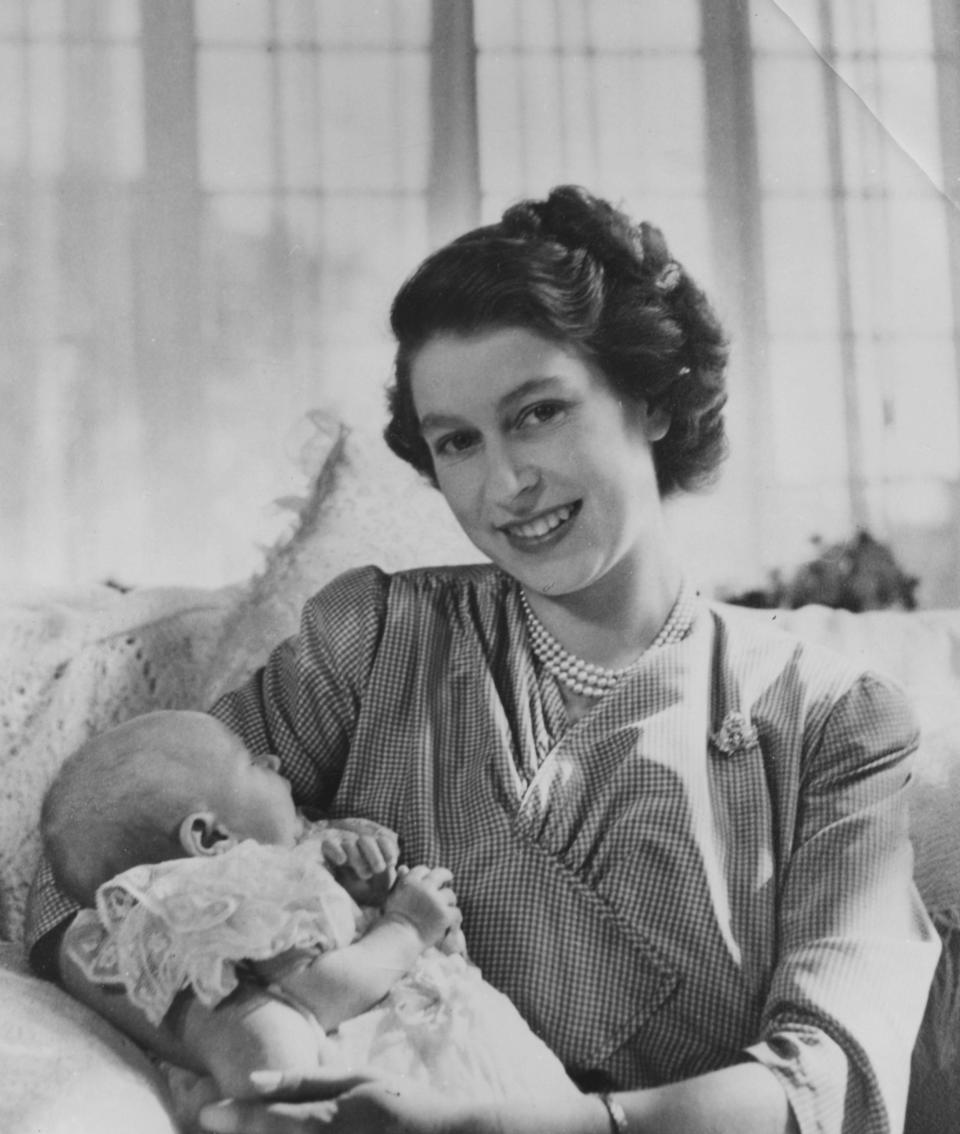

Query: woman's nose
left=484, top=448, right=540, bottom=505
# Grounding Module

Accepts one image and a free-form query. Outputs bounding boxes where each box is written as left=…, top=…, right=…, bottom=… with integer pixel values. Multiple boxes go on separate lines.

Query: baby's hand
left=382, top=865, right=462, bottom=949
left=438, top=924, right=469, bottom=958
left=317, top=820, right=399, bottom=906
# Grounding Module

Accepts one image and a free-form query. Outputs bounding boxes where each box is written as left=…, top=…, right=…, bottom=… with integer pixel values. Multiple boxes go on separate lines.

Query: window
left=2, top=0, right=958, bottom=603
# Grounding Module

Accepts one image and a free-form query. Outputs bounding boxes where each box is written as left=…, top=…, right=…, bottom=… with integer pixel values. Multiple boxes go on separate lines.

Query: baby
left=42, top=711, right=577, bottom=1115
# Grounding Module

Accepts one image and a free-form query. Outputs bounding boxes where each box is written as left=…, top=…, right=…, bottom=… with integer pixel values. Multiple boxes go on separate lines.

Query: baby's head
left=42, top=710, right=300, bottom=906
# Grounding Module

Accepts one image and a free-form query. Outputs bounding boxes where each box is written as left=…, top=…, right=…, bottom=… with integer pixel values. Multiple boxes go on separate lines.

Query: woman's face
left=410, top=327, right=668, bottom=600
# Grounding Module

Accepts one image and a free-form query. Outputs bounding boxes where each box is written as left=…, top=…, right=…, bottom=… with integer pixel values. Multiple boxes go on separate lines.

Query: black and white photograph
left=2, top=3, right=959, bottom=1132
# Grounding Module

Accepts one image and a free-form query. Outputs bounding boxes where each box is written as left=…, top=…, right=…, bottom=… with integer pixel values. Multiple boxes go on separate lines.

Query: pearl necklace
left=519, top=581, right=695, bottom=699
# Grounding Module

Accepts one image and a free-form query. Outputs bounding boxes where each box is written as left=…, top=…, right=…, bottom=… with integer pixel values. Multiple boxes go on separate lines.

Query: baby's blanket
left=0, top=584, right=235, bottom=941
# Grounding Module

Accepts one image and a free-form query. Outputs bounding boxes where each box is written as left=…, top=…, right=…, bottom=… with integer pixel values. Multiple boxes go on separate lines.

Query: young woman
left=28, top=186, right=938, bottom=1134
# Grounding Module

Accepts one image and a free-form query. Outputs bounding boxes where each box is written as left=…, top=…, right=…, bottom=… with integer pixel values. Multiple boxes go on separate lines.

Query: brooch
left=711, top=710, right=759, bottom=758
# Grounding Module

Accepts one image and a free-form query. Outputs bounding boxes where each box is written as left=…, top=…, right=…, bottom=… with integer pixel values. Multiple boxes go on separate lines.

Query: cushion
left=0, top=942, right=177, bottom=1133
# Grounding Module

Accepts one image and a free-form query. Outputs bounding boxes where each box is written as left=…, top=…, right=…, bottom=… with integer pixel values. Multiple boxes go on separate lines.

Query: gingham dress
left=28, top=564, right=939, bottom=1134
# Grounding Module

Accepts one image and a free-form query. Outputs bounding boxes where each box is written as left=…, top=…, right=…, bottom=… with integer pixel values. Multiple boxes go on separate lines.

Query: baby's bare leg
left=180, top=985, right=324, bottom=1100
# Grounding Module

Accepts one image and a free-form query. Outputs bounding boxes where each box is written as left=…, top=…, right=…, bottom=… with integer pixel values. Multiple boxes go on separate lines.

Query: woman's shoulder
left=309, top=562, right=508, bottom=614
left=706, top=600, right=918, bottom=742
left=708, top=600, right=872, bottom=683
left=291, top=564, right=510, bottom=687
left=707, top=594, right=915, bottom=698
left=391, top=562, right=508, bottom=597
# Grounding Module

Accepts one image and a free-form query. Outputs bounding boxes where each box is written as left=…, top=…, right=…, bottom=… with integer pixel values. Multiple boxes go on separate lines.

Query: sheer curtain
left=748, top=0, right=960, bottom=605
left=470, top=0, right=960, bottom=605
left=2, top=0, right=958, bottom=604
left=1, top=0, right=441, bottom=588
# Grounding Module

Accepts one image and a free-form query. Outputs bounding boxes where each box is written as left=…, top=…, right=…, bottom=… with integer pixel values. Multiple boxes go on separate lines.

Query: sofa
left=3, top=417, right=960, bottom=1132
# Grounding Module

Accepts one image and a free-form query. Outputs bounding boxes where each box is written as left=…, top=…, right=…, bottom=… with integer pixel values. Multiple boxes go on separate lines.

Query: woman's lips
left=499, top=501, right=581, bottom=546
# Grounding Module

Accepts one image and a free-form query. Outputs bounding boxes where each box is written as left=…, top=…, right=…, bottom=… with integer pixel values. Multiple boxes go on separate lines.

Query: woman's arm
left=208, top=567, right=390, bottom=806
left=600, top=1063, right=797, bottom=1134
left=196, top=1060, right=797, bottom=1134
left=745, top=672, right=939, bottom=1133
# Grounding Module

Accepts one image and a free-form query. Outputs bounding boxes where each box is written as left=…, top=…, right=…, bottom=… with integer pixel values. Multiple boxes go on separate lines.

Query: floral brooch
left=711, top=710, right=760, bottom=759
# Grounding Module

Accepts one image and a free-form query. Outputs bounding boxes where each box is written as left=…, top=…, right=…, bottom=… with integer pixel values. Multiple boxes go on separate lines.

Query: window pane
left=111, top=44, right=143, bottom=179
left=594, top=57, right=703, bottom=192
left=315, top=0, right=428, bottom=46
left=555, top=0, right=590, bottom=47
left=478, top=54, right=525, bottom=192
left=749, top=1, right=819, bottom=52
left=276, top=0, right=318, bottom=44
left=515, top=0, right=562, bottom=49
left=195, top=1, right=270, bottom=44
left=833, top=1, right=934, bottom=53
left=27, top=0, right=66, bottom=40
left=768, top=337, right=849, bottom=484
left=834, top=56, right=942, bottom=190
left=885, top=198, right=954, bottom=333
left=762, top=198, right=839, bottom=334
left=319, top=53, right=428, bottom=190
left=755, top=57, right=831, bottom=191
left=754, top=0, right=821, bottom=50
left=394, top=53, right=431, bottom=189
left=200, top=50, right=273, bottom=190
left=207, top=191, right=273, bottom=239
left=98, top=0, right=140, bottom=40
left=28, top=43, right=67, bottom=176
left=0, top=46, right=25, bottom=168
left=478, top=0, right=707, bottom=221
left=279, top=50, right=321, bottom=189
left=588, top=0, right=701, bottom=50
left=846, top=197, right=953, bottom=334
left=317, top=194, right=422, bottom=341
left=474, top=0, right=522, bottom=47
left=0, top=3, right=24, bottom=36
left=875, top=58, right=941, bottom=181
left=884, top=338, right=960, bottom=478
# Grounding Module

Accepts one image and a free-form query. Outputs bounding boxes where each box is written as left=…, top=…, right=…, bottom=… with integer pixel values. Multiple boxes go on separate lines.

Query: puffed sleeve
left=747, top=673, right=940, bottom=1134
left=25, top=856, right=80, bottom=976
left=209, top=565, right=390, bottom=808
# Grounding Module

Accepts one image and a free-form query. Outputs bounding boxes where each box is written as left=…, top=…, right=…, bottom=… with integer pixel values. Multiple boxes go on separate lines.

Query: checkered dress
left=27, top=564, right=938, bottom=1134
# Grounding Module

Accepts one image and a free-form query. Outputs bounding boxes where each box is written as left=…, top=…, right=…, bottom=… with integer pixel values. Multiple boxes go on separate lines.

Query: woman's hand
left=198, top=1068, right=608, bottom=1134
left=198, top=1068, right=470, bottom=1134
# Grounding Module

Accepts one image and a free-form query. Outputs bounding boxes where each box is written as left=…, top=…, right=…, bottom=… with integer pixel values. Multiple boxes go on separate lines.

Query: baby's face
left=183, top=718, right=300, bottom=848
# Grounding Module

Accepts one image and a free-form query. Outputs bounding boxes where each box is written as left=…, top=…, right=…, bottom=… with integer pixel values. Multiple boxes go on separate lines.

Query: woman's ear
left=178, top=812, right=237, bottom=857
left=641, top=400, right=671, bottom=442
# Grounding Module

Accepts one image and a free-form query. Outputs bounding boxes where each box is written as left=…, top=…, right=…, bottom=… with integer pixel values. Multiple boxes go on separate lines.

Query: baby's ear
left=179, top=812, right=237, bottom=857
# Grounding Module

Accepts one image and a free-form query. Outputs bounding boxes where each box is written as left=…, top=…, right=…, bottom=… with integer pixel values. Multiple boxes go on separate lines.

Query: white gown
left=67, top=836, right=577, bottom=1105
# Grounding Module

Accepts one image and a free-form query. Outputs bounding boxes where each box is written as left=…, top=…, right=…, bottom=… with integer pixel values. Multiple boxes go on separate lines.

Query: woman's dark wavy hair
left=384, top=185, right=729, bottom=497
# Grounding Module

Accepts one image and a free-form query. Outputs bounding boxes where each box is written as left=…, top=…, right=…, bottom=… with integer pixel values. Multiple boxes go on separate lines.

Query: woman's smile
left=497, top=500, right=582, bottom=549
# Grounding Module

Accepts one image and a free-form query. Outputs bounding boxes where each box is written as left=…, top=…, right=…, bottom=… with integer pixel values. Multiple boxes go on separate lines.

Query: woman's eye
left=434, top=430, right=478, bottom=457
left=518, top=401, right=566, bottom=428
